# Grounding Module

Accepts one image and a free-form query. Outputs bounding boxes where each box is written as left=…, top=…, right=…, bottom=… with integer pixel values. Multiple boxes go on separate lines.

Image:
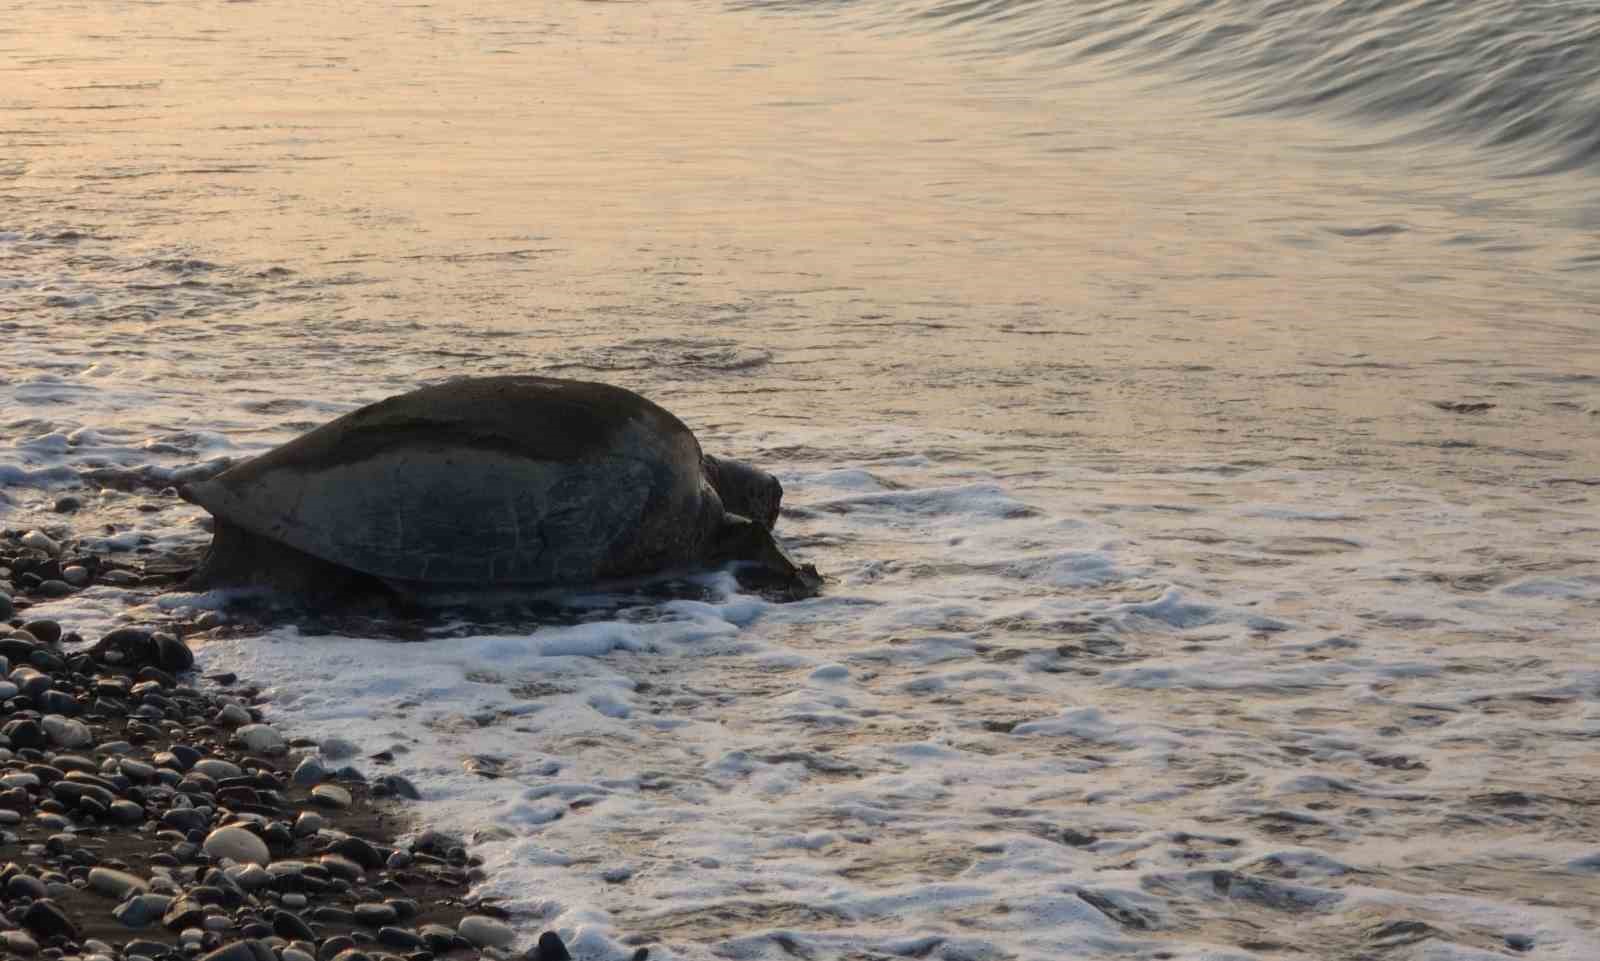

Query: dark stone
left=6, top=873, right=47, bottom=899
left=21, top=899, right=80, bottom=940
left=376, top=927, right=424, bottom=950
left=379, top=774, right=421, bottom=800
left=20, top=621, right=61, bottom=645
left=352, top=902, right=397, bottom=926
left=0, top=638, right=39, bottom=664
left=272, top=909, right=315, bottom=940
left=137, top=666, right=178, bottom=687
left=52, top=496, right=81, bottom=513
left=163, top=899, right=207, bottom=930
left=36, top=690, right=79, bottom=715
left=2, top=719, right=44, bottom=750
left=161, top=807, right=209, bottom=833
left=34, top=580, right=73, bottom=598
left=316, top=936, right=355, bottom=961
left=156, top=634, right=195, bottom=672
left=529, top=931, right=573, bottom=961
left=329, top=837, right=385, bottom=869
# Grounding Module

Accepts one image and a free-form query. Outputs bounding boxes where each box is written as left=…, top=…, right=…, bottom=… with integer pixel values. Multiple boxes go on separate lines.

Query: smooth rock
left=202, top=825, right=271, bottom=866
left=291, top=756, right=325, bottom=786
left=193, top=758, right=243, bottom=780
left=0, top=930, right=39, bottom=956
left=20, top=531, right=60, bottom=555
left=88, top=867, right=150, bottom=899
left=530, top=931, right=573, bottom=961
left=35, top=579, right=72, bottom=598
left=61, top=565, right=90, bottom=586
left=21, top=620, right=61, bottom=645
left=293, top=811, right=325, bottom=836
left=21, top=899, right=80, bottom=940
left=320, top=737, right=358, bottom=760
left=41, top=714, right=92, bottom=748
left=310, top=783, right=352, bottom=809
left=215, top=703, right=251, bottom=726
left=235, top=723, right=286, bottom=754
left=112, top=893, right=173, bottom=928
left=352, top=902, right=398, bottom=926
left=459, top=914, right=517, bottom=948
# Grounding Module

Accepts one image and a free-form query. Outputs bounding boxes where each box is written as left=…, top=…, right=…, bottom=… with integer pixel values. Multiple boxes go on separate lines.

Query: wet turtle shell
left=183, top=376, right=733, bottom=588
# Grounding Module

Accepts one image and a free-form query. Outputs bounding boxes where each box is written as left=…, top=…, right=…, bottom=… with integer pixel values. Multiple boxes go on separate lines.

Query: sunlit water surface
left=3, top=0, right=1599, bottom=958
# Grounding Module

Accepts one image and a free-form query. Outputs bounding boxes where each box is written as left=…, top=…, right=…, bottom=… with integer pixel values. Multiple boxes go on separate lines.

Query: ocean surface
left=4, top=0, right=1600, bottom=958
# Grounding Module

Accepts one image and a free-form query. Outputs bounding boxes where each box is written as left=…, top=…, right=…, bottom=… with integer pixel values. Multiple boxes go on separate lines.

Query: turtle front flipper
left=711, top=514, right=822, bottom=599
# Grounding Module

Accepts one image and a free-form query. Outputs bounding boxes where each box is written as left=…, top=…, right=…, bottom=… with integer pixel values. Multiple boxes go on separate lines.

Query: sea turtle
left=179, top=376, right=820, bottom=603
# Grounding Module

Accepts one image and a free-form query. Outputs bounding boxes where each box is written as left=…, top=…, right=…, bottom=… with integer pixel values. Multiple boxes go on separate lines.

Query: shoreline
left=0, top=552, right=582, bottom=961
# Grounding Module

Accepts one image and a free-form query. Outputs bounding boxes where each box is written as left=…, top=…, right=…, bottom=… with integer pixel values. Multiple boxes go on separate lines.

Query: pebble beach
left=0, top=530, right=583, bottom=961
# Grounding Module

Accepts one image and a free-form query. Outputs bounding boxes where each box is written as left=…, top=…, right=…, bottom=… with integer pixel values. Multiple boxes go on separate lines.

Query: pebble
left=22, top=619, right=62, bottom=645
left=321, top=736, right=359, bottom=760
left=0, top=930, right=39, bottom=956
left=193, top=757, right=244, bottom=779
left=53, top=494, right=82, bottom=513
left=294, top=810, right=326, bottom=836
left=111, top=893, right=173, bottom=928
left=20, top=530, right=61, bottom=555
left=0, top=592, right=11, bottom=620
left=352, top=901, right=398, bottom=925
left=215, top=703, right=252, bottom=726
left=292, top=755, right=326, bottom=786
left=459, top=914, right=517, bottom=948
left=88, top=867, right=150, bottom=899
left=62, top=565, right=90, bottom=586
left=235, top=723, right=287, bottom=754
left=203, top=825, right=272, bottom=865
left=310, top=783, right=352, bottom=809
left=42, top=714, right=93, bottom=748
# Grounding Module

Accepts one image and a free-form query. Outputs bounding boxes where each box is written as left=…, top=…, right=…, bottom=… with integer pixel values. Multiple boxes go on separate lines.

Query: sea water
left=3, top=0, right=1599, bottom=957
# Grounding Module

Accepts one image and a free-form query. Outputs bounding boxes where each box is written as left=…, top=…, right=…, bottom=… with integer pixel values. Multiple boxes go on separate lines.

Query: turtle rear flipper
left=713, top=515, right=822, bottom=599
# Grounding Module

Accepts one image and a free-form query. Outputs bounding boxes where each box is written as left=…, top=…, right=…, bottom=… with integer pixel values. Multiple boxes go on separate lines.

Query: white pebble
left=458, top=915, right=517, bottom=948
left=202, top=825, right=270, bottom=866
left=234, top=723, right=286, bottom=754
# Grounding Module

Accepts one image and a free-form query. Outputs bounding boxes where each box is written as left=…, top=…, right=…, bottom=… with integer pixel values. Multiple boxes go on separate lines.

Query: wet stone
left=272, top=908, right=315, bottom=941
left=235, top=723, right=286, bottom=754
left=310, top=783, right=352, bottom=809
left=352, top=901, right=398, bottom=926
left=459, top=914, right=517, bottom=948
left=292, top=756, right=325, bottom=786
left=21, top=620, right=61, bottom=645
left=88, top=866, right=150, bottom=899
left=21, top=899, right=80, bottom=940
left=193, top=757, right=243, bottom=780
left=204, top=824, right=271, bottom=865
left=113, top=893, right=173, bottom=928
left=215, top=703, right=252, bottom=727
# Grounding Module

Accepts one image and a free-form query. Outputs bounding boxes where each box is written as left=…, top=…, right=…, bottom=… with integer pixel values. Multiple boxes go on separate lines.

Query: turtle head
left=703, top=454, right=782, bottom=530
left=709, top=513, right=822, bottom=599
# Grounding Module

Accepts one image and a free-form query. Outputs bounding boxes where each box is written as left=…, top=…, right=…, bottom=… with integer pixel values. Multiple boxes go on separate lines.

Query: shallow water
left=3, top=0, right=1600, bottom=958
